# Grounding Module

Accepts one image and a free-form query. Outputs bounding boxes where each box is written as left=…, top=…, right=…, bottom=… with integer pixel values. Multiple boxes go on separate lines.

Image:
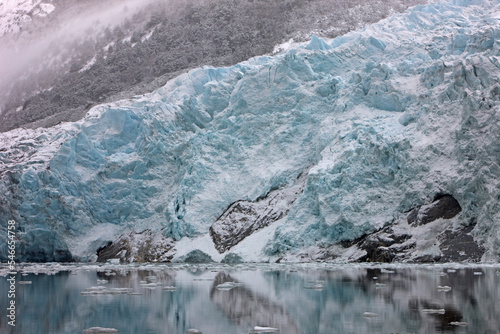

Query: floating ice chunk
left=82, top=327, right=119, bottom=333
left=127, top=292, right=142, bottom=295
left=422, top=309, right=445, bottom=314
left=216, top=282, right=243, bottom=290
left=107, top=259, right=120, bottom=264
left=18, top=281, right=32, bottom=284
left=363, top=312, right=379, bottom=318
left=97, top=279, right=108, bottom=284
left=108, top=288, right=131, bottom=294
left=450, top=322, right=468, bottom=327
left=140, top=282, right=158, bottom=289
left=162, top=286, right=177, bottom=291
left=304, top=283, right=324, bottom=290
left=186, top=329, right=202, bottom=334
left=447, top=269, right=457, bottom=273
left=473, top=272, right=483, bottom=276
left=380, top=269, right=394, bottom=274
left=496, top=271, right=500, bottom=276
left=375, top=283, right=386, bottom=288
left=251, top=326, right=279, bottom=333
left=373, top=277, right=378, bottom=280
left=439, top=272, right=447, bottom=277
left=80, top=286, right=130, bottom=295
left=437, top=286, right=452, bottom=292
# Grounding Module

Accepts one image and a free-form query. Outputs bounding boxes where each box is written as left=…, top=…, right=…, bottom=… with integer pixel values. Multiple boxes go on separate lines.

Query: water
left=1, top=263, right=500, bottom=334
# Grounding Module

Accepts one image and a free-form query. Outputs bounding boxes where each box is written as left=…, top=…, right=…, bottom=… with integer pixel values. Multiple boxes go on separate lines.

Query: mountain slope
left=1, top=0, right=500, bottom=263
left=0, top=0, right=429, bottom=132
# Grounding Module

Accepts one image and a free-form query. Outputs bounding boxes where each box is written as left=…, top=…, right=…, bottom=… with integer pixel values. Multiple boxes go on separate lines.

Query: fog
left=0, top=0, right=169, bottom=110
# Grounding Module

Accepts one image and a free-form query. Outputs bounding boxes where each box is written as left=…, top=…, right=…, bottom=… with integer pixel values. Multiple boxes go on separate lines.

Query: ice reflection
left=0, top=264, right=499, bottom=334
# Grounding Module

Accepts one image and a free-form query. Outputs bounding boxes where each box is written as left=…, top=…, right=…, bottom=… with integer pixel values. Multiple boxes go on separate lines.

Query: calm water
left=1, top=263, right=500, bottom=334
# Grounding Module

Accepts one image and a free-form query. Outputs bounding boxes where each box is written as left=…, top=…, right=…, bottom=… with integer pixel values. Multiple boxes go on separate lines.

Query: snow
left=0, top=0, right=55, bottom=37
left=1, top=0, right=500, bottom=263
left=82, top=328, right=119, bottom=334
left=78, top=56, right=97, bottom=73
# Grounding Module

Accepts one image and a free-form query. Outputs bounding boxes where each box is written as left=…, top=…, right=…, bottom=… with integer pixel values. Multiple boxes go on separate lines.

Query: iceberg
left=1, top=0, right=500, bottom=263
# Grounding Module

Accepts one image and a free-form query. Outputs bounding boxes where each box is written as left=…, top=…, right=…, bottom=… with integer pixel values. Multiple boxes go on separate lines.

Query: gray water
left=1, top=263, right=500, bottom=334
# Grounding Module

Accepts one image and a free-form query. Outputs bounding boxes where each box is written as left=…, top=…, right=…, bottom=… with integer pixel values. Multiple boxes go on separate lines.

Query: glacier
left=1, top=0, right=500, bottom=263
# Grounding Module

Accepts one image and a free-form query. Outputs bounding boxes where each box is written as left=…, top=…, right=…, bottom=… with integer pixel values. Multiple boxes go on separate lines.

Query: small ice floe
left=104, top=271, right=116, bottom=276
left=450, top=321, right=468, bottom=327
left=422, top=309, right=445, bottom=314
left=373, top=277, right=378, bottom=280
left=18, top=281, right=32, bottom=284
left=127, top=292, right=143, bottom=295
left=380, top=269, right=394, bottom=274
left=437, top=286, right=452, bottom=292
left=447, top=269, right=457, bottom=273
left=375, top=283, right=386, bottom=288
left=80, top=287, right=130, bottom=295
left=162, top=286, right=177, bottom=291
left=216, top=282, right=243, bottom=290
left=304, top=283, right=324, bottom=290
left=108, top=288, right=131, bottom=295
left=496, top=271, right=500, bottom=276
left=97, top=279, right=108, bottom=284
left=439, top=272, right=447, bottom=277
left=107, top=259, right=120, bottom=265
left=363, top=312, right=379, bottom=318
left=22, top=273, right=28, bottom=276
left=186, top=329, right=202, bottom=334
left=140, top=282, right=158, bottom=289
left=250, top=326, right=279, bottom=333
left=473, top=272, right=483, bottom=276
left=82, top=327, right=119, bottom=333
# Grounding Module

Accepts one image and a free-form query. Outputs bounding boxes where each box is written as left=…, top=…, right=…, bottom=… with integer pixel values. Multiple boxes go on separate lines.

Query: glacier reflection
left=1, top=264, right=499, bottom=334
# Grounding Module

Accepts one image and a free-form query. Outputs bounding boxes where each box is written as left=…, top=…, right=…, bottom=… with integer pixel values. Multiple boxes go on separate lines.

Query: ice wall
left=1, top=0, right=500, bottom=262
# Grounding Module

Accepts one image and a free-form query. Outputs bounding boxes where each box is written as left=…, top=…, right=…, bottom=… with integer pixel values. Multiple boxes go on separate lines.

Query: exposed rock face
left=407, top=195, right=462, bottom=226
left=96, top=230, right=175, bottom=263
left=355, top=227, right=413, bottom=262
left=209, top=172, right=307, bottom=253
left=438, top=224, right=485, bottom=262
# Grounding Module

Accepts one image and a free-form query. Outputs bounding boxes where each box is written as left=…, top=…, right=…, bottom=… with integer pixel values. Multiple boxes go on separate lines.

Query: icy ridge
left=1, top=0, right=500, bottom=262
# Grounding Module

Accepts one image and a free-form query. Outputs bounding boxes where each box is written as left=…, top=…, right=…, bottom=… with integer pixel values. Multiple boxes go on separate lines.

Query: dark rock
left=407, top=194, right=462, bottom=226
left=96, top=229, right=175, bottom=263
left=438, top=224, right=484, bottom=262
left=412, top=254, right=442, bottom=263
left=355, top=226, right=412, bottom=262
left=181, top=250, right=214, bottom=263
left=210, top=171, right=307, bottom=253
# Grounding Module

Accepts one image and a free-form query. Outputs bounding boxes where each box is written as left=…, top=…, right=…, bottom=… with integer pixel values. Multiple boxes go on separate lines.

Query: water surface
left=1, top=263, right=499, bottom=334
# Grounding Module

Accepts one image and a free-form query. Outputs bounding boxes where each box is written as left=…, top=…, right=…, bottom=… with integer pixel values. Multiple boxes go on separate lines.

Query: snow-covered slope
left=0, top=0, right=55, bottom=37
left=1, top=0, right=500, bottom=263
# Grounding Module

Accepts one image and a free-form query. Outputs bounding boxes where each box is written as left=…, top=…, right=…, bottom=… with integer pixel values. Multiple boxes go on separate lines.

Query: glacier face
left=1, top=0, right=500, bottom=262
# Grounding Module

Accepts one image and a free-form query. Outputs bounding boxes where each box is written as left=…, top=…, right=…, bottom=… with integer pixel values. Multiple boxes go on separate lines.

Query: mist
left=0, top=0, right=165, bottom=110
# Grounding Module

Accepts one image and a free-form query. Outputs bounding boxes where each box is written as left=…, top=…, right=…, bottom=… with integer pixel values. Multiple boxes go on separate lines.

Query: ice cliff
left=1, top=0, right=500, bottom=263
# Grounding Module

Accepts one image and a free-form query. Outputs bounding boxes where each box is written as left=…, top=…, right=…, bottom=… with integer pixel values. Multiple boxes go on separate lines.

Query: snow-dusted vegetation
left=0, top=0, right=429, bottom=132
